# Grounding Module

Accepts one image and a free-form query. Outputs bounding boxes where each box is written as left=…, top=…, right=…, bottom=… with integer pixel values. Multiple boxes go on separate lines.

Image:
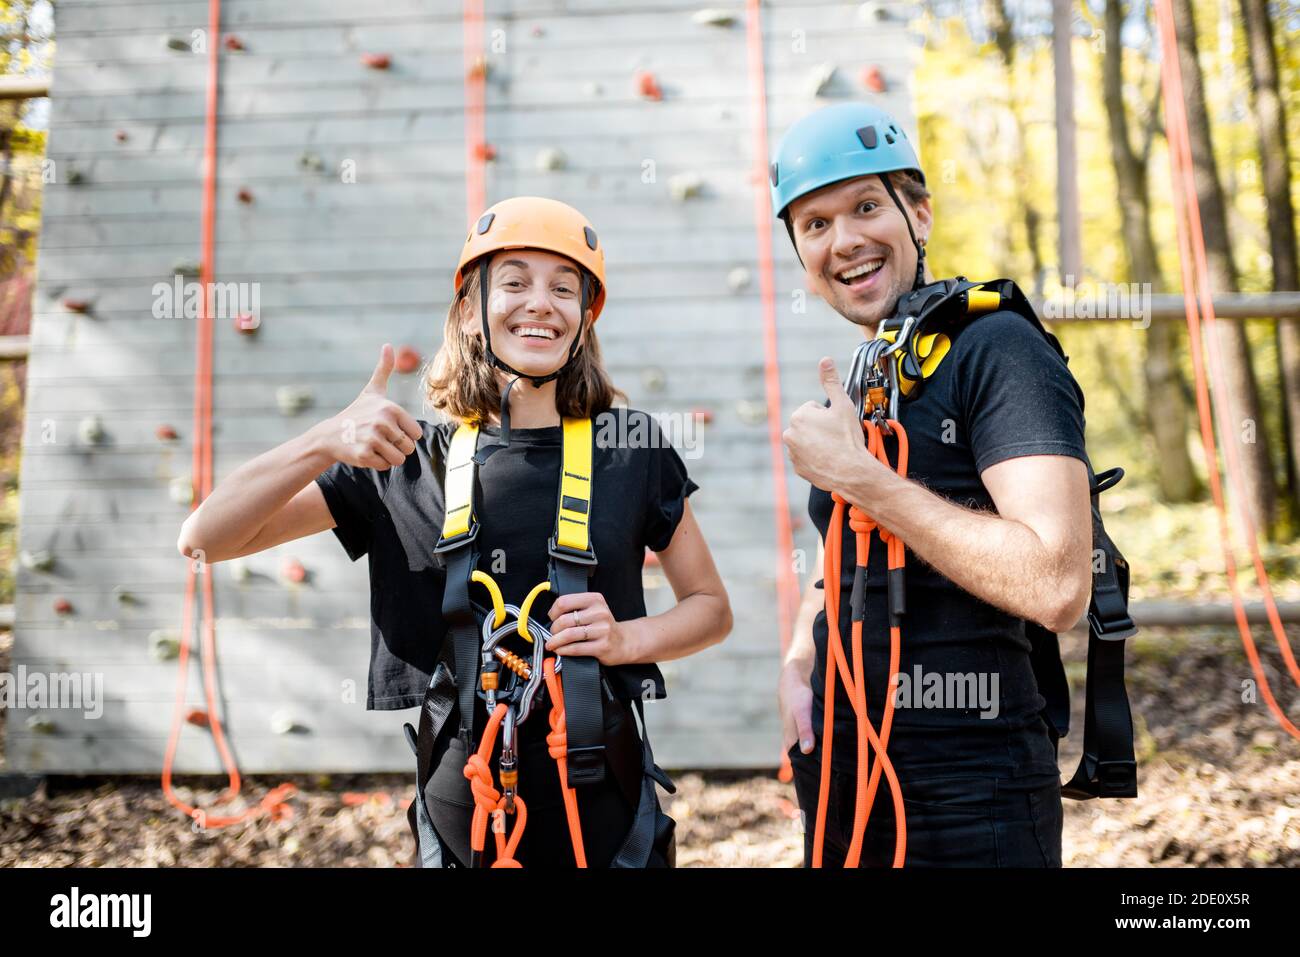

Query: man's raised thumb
left=364, top=343, right=394, bottom=394
left=818, top=356, right=850, bottom=407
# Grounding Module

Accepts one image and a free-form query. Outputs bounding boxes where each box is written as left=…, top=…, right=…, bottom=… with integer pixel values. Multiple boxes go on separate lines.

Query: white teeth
left=513, top=326, right=557, bottom=340
left=838, top=260, right=884, bottom=282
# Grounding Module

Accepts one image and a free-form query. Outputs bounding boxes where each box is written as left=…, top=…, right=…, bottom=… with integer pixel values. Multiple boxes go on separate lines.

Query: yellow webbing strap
left=440, top=422, right=480, bottom=541
left=556, top=417, right=593, bottom=554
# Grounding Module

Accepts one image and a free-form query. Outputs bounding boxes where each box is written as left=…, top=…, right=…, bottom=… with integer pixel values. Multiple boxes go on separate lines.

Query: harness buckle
left=547, top=536, right=598, bottom=566
left=565, top=744, right=607, bottom=785
left=433, top=521, right=481, bottom=554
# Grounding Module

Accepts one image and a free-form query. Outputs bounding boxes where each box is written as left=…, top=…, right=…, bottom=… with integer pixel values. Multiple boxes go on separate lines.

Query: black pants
left=787, top=744, right=1063, bottom=867
left=420, top=699, right=643, bottom=867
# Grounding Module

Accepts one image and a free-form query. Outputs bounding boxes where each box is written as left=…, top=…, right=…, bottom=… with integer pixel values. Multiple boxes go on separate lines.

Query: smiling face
left=787, top=173, right=932, bottom=331
left=459, top=248, right=593, bottom=379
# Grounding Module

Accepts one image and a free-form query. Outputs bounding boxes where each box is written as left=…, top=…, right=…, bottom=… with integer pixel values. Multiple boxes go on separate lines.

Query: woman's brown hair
left=422, top=255, right=624, bottom=423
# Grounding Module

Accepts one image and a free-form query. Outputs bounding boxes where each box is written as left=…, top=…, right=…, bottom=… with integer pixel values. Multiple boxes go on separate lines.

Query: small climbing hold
left=113, top=586, right=140, bottom=605
left=635, top=71, right=664, bottom=101
left=53, top=597, right=73, bottom=615
left=78, top=415, right=106, bottom=445
left=26, top=716, right=56, bottom=734
left=395, top=345, right=422, bottom=374
left=66, top=168, right=85, bottom=185
left=156, top=424, right=179, bottom=441
left=149, top=630, right=181, bottom=661
left=861, top=65, right=887, bottom=93
left=807, top=63, right=837, bottom=96
left=20, top=550, right=54, bottom=572
left=692, top=8, right=737, bottom=27
left=185, top=708, right=210, bottom=728
left=298, top=152, right=325, bottom=172
left=224, top=34, right=245, bottom=51
left=114, top=129, right=129, bottom=143
left=735, top=399, right=766, bottom=425
left=62, top=298, right=90, bottom=314
left=668, top=172, right=704, bottom=202
left=641, top=366, right=667, bottom=392
left=361, top=52, right=392, bottom=70
left=473, top=142, right=497, bottom=162
left=583, top=81, right=604, bottom=97
left=164, top=36, right=191, bottom=52
left=858, top=1, right=889, bottom=22
left=535, top=147, right=566, bottom=171
left=692, top=408, right=714, bottom=425
left=467, top=55, right=489, bottom=79
left=234, top=312, right=259, bottom=334
left=172, top=259, right=200, bottom=278
left=280, top=557, right=307, bottom=584
left=276, top=386, right=313, bottom=416
left=237, top=186, right=253, bottom=204
left=270, top=709, right=306, bottom=735
left=169, top=475, right=194, bottom=506
left=727, top=266, right=752, bottom=292
left=531, top=25, right=545, bottom=38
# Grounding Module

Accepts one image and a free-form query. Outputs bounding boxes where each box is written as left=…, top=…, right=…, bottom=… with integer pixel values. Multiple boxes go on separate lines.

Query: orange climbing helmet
left=454, top=196, right=607, bottom=322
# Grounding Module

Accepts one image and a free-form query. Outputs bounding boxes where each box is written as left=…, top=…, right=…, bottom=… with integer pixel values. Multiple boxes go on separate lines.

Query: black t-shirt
left=808, top=310, right=1088, bottom=783
left=315, top=407, right=698, bottom=714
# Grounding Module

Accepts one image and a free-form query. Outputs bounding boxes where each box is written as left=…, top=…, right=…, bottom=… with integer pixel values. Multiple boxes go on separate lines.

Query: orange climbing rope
left=1152, top=0, right=1300, bottom=739
left=162, top=0, right=296, bottom=829
left=744, top=0, right=801, bottom=781
left=463, top=0, right=487, bottom=227
left=813, top=418, right=908, bottom=868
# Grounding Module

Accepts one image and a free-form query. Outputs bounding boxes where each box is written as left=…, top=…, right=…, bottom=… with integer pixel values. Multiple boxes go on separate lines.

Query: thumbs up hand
left=782, top=357, right=875, bottom=494
left=318, top=344, right=425, bottom=470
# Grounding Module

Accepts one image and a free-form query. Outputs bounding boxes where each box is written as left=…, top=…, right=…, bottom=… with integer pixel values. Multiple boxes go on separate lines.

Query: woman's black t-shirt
left=315, top=406, right=698, bottom=713
left=808, top=310, right=1089, bottom=785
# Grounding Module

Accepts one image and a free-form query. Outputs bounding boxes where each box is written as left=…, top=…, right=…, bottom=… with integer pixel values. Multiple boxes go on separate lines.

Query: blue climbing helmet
left=770, top=102, right=928, bottom=289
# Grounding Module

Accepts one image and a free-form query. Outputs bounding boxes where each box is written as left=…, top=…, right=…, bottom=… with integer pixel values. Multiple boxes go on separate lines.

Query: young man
left=776, top=103, right=1094, bottom=867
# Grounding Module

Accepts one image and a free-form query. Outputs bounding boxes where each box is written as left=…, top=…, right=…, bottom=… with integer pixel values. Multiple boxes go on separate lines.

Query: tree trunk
left=1103, top=0, right=1199, bottom=502
left=1240, top=0, right=1300, bottom=527
left=1171, top=0, right=1278, bottom=537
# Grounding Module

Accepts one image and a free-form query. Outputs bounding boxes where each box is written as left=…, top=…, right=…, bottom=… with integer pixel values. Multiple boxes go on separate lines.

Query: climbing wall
left=13, top=0, right=919, bottom=772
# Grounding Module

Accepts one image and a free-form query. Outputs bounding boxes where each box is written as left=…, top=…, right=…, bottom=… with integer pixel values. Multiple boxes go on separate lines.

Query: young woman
left=177, top=196, right=732, bottom=868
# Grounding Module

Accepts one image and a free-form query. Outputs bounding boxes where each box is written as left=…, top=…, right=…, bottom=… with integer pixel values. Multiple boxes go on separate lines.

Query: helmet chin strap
left=473, top=256, right=590, bottom=464
left=877, top=173, right=927, bottom=292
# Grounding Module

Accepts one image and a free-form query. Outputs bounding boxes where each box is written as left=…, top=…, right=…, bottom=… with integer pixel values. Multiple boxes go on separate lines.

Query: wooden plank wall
left=11, top=0, right=919, bottom=772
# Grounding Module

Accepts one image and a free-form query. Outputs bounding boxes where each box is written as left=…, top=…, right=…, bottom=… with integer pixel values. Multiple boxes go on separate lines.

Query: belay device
left=403, top=417, right=677, bottom=868
left=852, top=276, right=1139, bottom=803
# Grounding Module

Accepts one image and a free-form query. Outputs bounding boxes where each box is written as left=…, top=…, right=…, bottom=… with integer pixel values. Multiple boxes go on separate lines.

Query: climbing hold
left=692, top=408, right=715, bottom=425
left=280, top=557, right=307, bottom=584
left=727, top=266, right=752, bottom=292
left=467, top=54, right=489, bottom=79
left=635, top=71, right=664, bottom=101
left=20, top=550, right=54, bottom=572
left=164, top=36, right=191, bottom=52
left=149, top=630, right=181, bottom=661
left=641, top=366, right=667, bottom=392
left=531, top=25, right=546, bottom=38
left=224, top=34, right=245, bottom=51
left=858, top=2, right=889, bottom=22
left=535, top=147, right=566, bottom=171
left=26, top=716, right=56, bottom=734
left=78, top=415, right=106, bottom=445
left=172, top=259, right=200, bottom=278
left=735, top=399, right=766, bottom=425
left=237, top=186, right=253, bottom=204
left=113, top=586, right=140, bottom=605
left=807, top=63, right=837, bottom=96
left=473, top=142, right=497, bottom=162
left=185, top=708, right=210, bottom=728
left=66, top=168, right=85, bottom=185
left=276, top=386, right=313, bottom=416
left=270, top=710, right=306, bottom=735
left=861, top=65, right=887, bottom=93
left=395, top=345, right=422, bottom=374
left=583, top=81, right=604, bottom=97
left=233, top=312, right=259, bottom=334
left=668, top=172, right=704, bottom=201
left=692, top=8, right=737, bottom=27
left=361, top=52, right=392, bottom=70
left=114, top=129, right=129, bottom=143
left=298, top=152, right=325, bottom=172
left=61, top=298, right=90, bottom=314
left=169, top=475, right=194, bottom=506
left=156, top=423, right=179, bottom=441
left=53, top=597, right=73, bottom=615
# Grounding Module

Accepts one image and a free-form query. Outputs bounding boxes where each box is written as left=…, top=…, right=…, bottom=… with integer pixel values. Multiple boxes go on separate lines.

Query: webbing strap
left=436, top=423, right=483, bottom=740
left=556, top=417, right=593, bottom=553
left=441, top=422, right=480, bottom=541
left=611, top=698, right=671, bottom=868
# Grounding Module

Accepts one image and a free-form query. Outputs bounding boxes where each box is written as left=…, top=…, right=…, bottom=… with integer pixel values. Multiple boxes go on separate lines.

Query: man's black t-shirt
left=808, top=310, right=1088, bottom=784
left=315, top=407, right=698, bottom=716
